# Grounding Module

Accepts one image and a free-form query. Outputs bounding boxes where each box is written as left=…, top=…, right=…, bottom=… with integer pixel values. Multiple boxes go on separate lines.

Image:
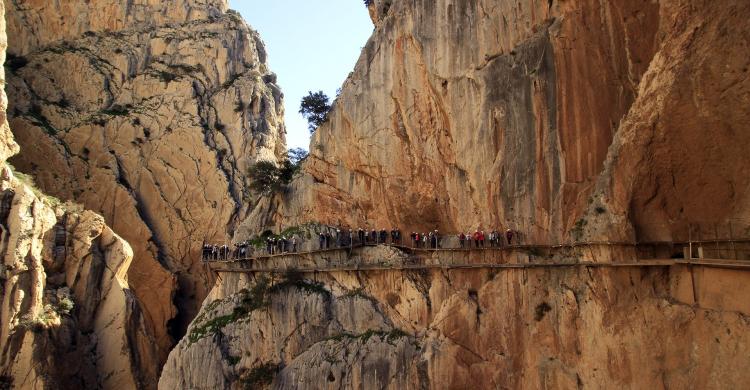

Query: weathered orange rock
left=265, top=0, right=748, bottom=250
left=161, top=251, right=750, bottom=389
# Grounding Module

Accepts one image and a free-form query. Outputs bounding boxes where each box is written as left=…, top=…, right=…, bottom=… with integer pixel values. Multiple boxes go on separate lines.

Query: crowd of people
left=458, top=229, right=514, bottom=248
left=202, top=226, right=518, bottom=261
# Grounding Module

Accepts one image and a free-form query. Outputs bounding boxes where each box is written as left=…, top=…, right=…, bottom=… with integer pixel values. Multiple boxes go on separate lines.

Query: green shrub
left=247, top=149, right=307, bottom=196
left=187, top=277, right=270, bottom=345
left=58, top=297, right=74, bottom=315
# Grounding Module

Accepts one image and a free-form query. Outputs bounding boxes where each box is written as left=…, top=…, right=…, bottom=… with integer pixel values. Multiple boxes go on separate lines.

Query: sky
left=231, top=1, right=374, bottom=151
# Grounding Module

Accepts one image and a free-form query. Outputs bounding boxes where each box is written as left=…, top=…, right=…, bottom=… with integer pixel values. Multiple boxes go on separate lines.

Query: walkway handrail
left=202, top=238, right=750, bottom=264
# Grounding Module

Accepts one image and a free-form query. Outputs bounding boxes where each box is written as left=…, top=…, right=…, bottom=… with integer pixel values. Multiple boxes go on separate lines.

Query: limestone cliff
left=1, top=3, right=153, bottom=387
left=162, top=0, right=750, bottom=388
left=269, top=0, right=749, bottom=246
left=161, top=250, right=750, bottom=389
left=4, top=0, right=287, bottom=371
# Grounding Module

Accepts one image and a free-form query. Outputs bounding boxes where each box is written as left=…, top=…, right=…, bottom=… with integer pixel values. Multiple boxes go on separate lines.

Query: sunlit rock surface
left=1, top=3, right=151, bottom=387
left=269, top=0, right=749, bottom=247
left=161, top=249, right=750, bottom=389
left=4, top=0, right=287, bottom=377
left=161, top=0, right=750, bottom=388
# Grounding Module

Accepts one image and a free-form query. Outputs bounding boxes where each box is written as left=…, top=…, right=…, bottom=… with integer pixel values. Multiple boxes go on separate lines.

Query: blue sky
left=231, top=1, right=374, bottom=151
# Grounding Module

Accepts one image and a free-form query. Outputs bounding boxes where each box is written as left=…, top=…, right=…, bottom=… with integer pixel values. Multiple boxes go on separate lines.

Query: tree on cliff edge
left=299, top=91, right=331, bottom=133
left=247, top=149, right=308, bottom=195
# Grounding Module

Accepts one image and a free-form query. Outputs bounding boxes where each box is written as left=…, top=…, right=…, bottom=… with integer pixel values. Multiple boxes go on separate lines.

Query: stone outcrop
left=1, top=2, right=153, bottom=387
left=6, top=0, right=228, bottom=56
left=268, top=0, right=749, bottom=247
left=580, top=0, right=750, bottom=243
left=4, top=0, right=287, bottom=373
left=161, top=249, right=750, bottom=389
left=0, top=1, right=18, bottom=163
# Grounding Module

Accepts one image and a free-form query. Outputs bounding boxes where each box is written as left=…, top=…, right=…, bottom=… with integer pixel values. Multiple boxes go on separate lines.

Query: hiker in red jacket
left=506, top=229, right=514, bottom=245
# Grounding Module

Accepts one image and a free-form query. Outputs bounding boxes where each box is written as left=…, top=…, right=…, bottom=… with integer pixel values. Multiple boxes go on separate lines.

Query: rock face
left=269, top=0, right=749, bottom=246
left=4, top=0, right=287, bottom=371
left=6, top=0, right=228, bottom=56
left=1, top=3, right=152, bottom=387
left=161, top=250, right=750, bottom=389
left=160, top=0, right=750, bottom=388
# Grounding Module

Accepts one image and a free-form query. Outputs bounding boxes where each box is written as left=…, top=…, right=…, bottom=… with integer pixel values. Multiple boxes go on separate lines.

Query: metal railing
left=203, top=220, right=750, bottom=266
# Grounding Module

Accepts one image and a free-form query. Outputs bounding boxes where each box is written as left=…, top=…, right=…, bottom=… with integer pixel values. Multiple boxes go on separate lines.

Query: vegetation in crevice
left=186, top=277, right=270, bottom=345
left=6, top=163, right=63, bottom=208
left=326, top=328, right=412, bottom=346
left=247, top=148, right=308, bottom=195
left=270, top=269, right=330, bottom=297
left=100, top=104, right=132, bottom=117
left=240, top=362, right=280, bottom=389
left=570, top=218, right=588, bottom=241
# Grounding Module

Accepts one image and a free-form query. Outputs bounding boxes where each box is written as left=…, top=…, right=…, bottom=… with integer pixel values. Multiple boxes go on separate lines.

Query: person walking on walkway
left=506, top=229, right=514, bottom=245
left=479, top=231, right=485, bottom=248
left=459, top=233, right=465, bottom=248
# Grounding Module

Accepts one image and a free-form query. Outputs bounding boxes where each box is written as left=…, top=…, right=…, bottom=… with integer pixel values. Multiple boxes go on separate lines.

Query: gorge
left=1, top=0, right=750, bottom=389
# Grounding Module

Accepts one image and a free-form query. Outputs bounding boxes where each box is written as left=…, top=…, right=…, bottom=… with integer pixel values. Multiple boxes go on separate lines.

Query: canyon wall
left=161, top=249, right=750, bottom=389
left=4, top=0, right=287, bottom=373
left=269, top=0, right=749, bottom=247
left=160, top=0, right=750, bottom=388
left=1, top=3, right=153, bottom=387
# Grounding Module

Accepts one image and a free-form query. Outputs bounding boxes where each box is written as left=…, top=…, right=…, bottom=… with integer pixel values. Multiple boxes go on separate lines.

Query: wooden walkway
left=208, top=258, right=750, bottom=274
left=204, top=240, right=750, bottom=274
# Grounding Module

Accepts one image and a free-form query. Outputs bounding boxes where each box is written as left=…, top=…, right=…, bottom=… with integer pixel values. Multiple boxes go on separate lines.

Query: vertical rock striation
left=161, top=0, right=750, bottom=388
left=4, top=0, right=287, bottom=374
left=161, top=252, right=750, bottom=389
left=1, top=2, right=153, bottom=387
left=271, top=0, right=748, bottom=247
